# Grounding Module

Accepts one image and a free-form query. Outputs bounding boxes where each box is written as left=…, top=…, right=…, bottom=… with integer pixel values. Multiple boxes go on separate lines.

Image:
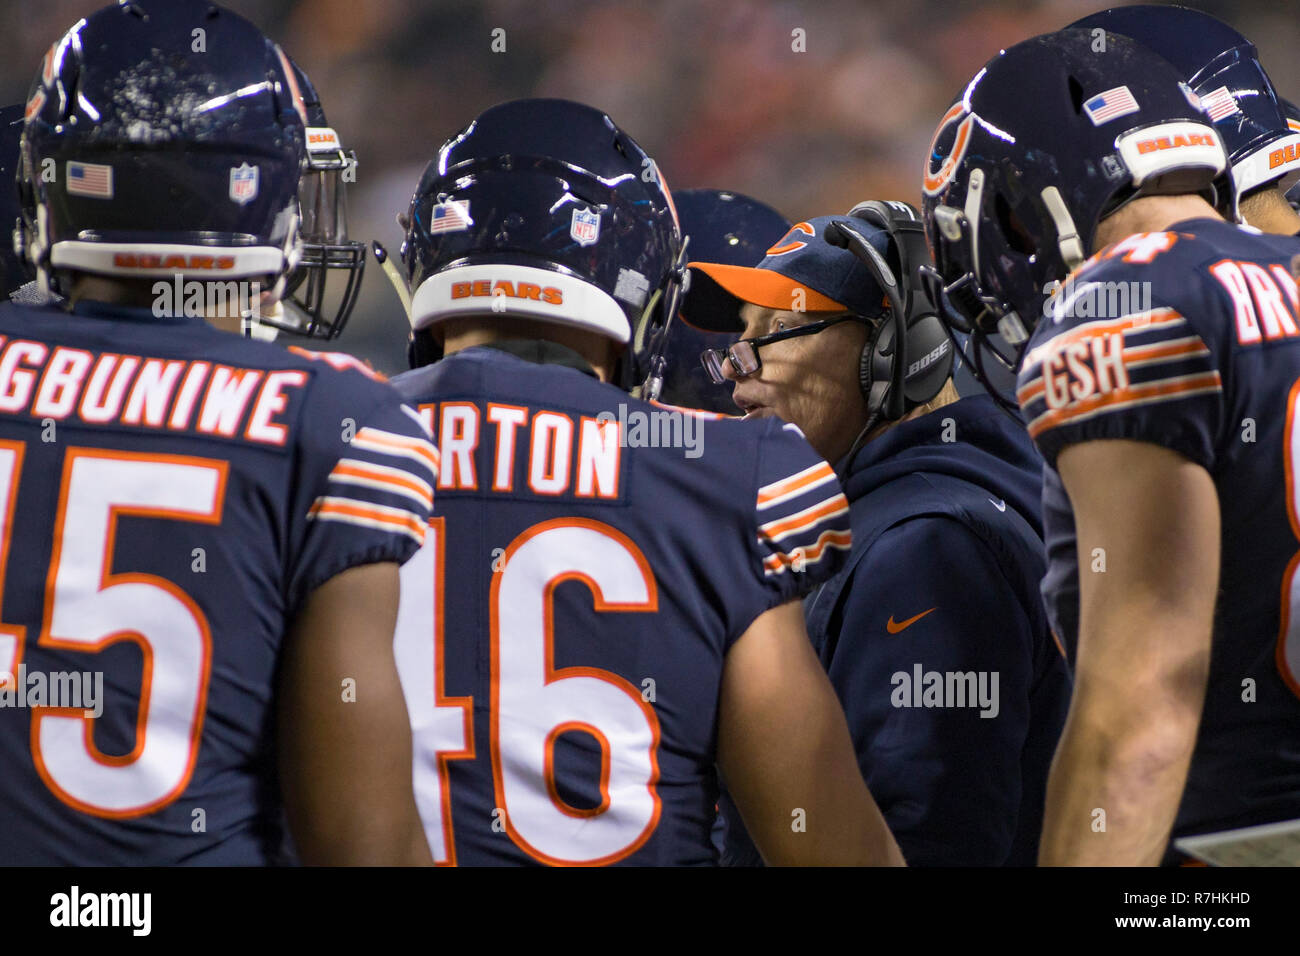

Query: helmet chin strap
left=635, top=235, right=690, bottom=403
left=243, top=298, right=282, bottom=341
left=373, top=241, right=413, bottom=321
left=1040, top=186, right=1086, bottom=271
left=630, top=287, right=663, bottom=401
left=33, top=204, right=53, bottom=302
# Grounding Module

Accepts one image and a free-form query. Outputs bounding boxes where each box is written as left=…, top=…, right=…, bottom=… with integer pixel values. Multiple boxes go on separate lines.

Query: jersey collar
left=475, top=339, right=599, bottom=378
left=67, top=298, right=210, bottom=328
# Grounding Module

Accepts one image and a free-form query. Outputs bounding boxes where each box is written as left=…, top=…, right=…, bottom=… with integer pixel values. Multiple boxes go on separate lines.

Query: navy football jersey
left=391, top=344, right=851, bottom=865
left=1017, top=218, right=1300, bottom=841
left=0, top=300, right=436, bottom=865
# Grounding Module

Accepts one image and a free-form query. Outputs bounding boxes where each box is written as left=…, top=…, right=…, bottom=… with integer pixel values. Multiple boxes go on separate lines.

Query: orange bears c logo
left=766, top=222, right=815, bottom=257
left=922, top=103, right=975, bottom=197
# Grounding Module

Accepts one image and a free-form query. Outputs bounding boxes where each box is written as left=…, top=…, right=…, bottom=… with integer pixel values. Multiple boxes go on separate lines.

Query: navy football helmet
left=0, top=104, right=26, bottom=298
left=1283, top=98, right=1300, bottom=213
left=632, top=188, right=790, bottom=412
left=400, top=98, right=686, bottom=387
left=270, top=55, right=365, bottom=339
left=920, top=29, right=1231, bottom=408
left=17, top=0, right=306, bottom=303
left=1072, top=6, right=1300, bottom=203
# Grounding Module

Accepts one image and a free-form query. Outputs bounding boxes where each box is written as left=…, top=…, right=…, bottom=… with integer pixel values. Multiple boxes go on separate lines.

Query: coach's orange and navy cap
left=681, top=215, right=891, bottom=333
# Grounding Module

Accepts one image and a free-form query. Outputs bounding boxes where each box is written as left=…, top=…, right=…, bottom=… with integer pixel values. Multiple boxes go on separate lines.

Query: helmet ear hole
left=995, top=193, right=1035, bottom=256
left=60, top=70, right=81, bottom=122
left=1067, top=74, right=1086, bottom=114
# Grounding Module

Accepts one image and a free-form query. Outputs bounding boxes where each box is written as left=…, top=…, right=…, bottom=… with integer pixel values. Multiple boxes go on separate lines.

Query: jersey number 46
left=396, top=517, right=663, bottom=866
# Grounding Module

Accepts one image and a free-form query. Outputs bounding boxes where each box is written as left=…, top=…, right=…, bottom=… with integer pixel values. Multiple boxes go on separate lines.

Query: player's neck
left=67, top=275, right=159, bottom=311
left=1239, top=186, right=1300, bottom=236
left=1093, top=194, right=1221, bottom=252
left=440, top=316, right=617, bottom=382
left=68, top=274, right=257, bottom=334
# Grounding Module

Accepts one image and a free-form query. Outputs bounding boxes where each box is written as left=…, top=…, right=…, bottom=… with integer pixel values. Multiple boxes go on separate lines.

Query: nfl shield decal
left=229, top=163, right=259, bottom=205
left=570, top=207, right=600, bottom=246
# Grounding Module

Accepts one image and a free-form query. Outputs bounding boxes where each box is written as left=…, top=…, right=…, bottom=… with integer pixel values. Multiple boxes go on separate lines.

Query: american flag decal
left=429, top=200, right=471, bottom=233
left=1083, top=86, right=1140, bottom=126
left=1200, top=86, right=1240, bottom=123
left=66, top=161, right=113, bottom=199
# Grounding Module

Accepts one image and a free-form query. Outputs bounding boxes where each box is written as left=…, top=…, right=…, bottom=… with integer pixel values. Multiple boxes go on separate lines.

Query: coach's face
left=724, top=302, right=872, bottom=464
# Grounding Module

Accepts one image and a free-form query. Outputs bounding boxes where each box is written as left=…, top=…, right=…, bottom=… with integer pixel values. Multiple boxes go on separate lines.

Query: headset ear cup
left=862, top=317, right=895, bottom=421
left=902, top=313, right=954, bottom=405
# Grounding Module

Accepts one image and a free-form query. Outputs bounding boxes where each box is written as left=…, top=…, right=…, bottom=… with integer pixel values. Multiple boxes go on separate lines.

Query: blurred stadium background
left=4, top=0, right=1296, bottom=372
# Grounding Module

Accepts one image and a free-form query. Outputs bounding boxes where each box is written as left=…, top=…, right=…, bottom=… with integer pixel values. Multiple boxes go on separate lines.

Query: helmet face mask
left=921, top=29, right=1232, bottom=399
left=922, top=156, right=1049, bottom=349
left=272, top=136, right=365, bottom=339
left=630, top=188, right=792, bottom=413
left=271, top=60, right=367, bottom=341
left=0, top=104, right=28, bottom=299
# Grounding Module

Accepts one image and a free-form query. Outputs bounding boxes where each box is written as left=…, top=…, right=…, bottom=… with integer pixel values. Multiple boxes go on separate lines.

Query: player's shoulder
left=242, top=343, right=412, bottom=421
left=1031, top=217, right=1300, bottom=359
left=0, top=298, right=57, bottom=323
left=271, top=344, right=390, bottom=386
left=1056, top=217, right=1300, bottom=305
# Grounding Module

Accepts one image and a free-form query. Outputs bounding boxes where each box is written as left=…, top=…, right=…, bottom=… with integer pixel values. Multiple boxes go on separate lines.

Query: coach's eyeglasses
left=700, top=315, right=855, bottom=383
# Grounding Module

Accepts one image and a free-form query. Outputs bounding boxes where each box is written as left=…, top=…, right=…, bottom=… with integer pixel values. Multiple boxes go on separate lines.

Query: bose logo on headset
left=907, top=339, right=950, bottom=378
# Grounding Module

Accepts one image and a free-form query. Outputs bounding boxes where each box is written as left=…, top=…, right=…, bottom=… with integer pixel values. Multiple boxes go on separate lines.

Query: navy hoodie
left=721, top=395, right=1071, bottom=865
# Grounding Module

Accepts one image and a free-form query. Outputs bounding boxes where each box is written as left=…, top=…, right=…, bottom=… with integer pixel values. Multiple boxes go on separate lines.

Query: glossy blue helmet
left=401, top=98, right=686, bottom=384
left=17, top=0, right=307, bottom=301
left=0, top=104, right=26, bottom=298
left=920, top=29, right=1231, bottom=407
left=632, top=188, right=790, bottom=412
left=1071, top=6, right=1300, bottom=202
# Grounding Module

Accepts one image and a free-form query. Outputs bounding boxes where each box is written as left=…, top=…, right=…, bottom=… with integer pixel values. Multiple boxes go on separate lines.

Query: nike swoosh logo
left=989, top=498, right=1006, bottom=511
left=886, top=607, right=937, bottom=634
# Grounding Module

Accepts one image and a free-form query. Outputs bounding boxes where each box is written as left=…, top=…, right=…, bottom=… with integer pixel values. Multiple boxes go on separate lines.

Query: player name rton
left=414, top=400, right=622, bottom=499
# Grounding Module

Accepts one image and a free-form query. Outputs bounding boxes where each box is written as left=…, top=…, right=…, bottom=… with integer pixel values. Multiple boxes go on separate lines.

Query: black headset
left=826, top=200, right=953, bottom=426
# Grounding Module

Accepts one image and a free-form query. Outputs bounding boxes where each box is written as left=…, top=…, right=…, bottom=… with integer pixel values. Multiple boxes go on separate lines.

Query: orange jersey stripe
left=1027, top=372, right=1222, bottom=439
left=1020, top=308, right=1183, bottom=372
left=308, top=497, right=427, bottom=539
left=352, top=427, right=440, bottom=474
left=757, top=461, right=837, bottom=508
left=648, top=399, right=728, bottom=420
left=1017, top=378, right=1046, bottom=406
left=763, top=528, right=854, bottom=572
left=1122, top=338, right=1210, bottom=366
left=759, top=494, right=849, bottom=542
left=1017, top=335, right=1210, bottom=406
left=330, top=460, right=433, bottom=508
